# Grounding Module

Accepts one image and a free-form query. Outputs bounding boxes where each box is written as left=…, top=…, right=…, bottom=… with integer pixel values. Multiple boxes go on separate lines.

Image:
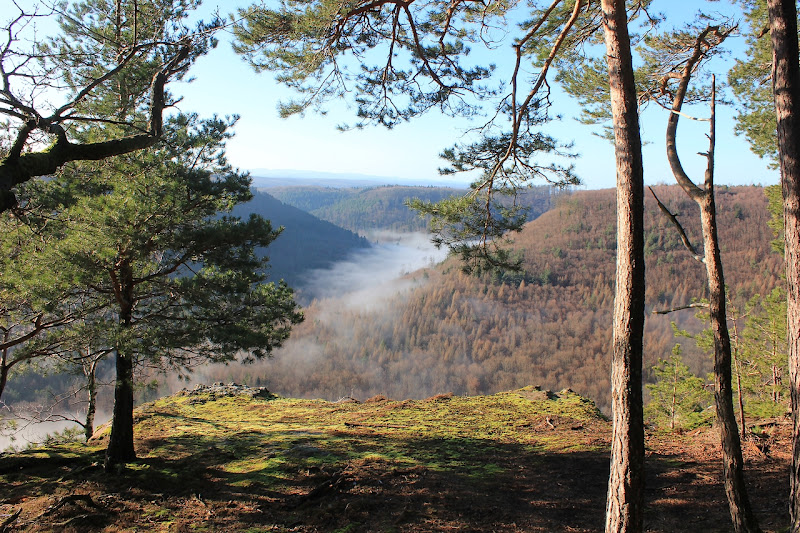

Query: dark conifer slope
left=232, top=190, right=369, bottom=291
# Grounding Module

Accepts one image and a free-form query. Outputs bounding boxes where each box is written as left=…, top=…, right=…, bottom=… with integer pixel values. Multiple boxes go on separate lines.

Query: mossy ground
left=0, top=387, right=790, bottom=532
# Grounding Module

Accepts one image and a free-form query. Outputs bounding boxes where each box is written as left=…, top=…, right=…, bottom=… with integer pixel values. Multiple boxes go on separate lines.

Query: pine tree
left=0, top=0, right=217, bottom=210
left=8, top=114, right=304, bottom=469
left=646, top=346, right=712, bottom=432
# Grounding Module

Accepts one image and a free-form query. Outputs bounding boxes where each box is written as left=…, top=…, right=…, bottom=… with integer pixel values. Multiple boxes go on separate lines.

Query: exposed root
left=0, top=509, right=21, bottom=532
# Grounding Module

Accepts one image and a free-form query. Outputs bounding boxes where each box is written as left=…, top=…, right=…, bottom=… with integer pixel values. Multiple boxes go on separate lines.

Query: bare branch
left=648, top=186, right=704, bottom=263
left=652, top=302, right=710, bottom=315
left=663, top=25, right=732, bottom=203
left=0, top=44, right=190, bottom=212
left=493, top=0, right=583, bottom=189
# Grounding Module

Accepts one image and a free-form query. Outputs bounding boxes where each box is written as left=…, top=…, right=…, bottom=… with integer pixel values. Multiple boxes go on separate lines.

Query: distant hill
left=247, top=168, right=472, bottom=188
left=266, top=184, right=567, bottom=234
left=212, top=185, right=782, bottom=414
left=232, top=190, right=369, bottom=292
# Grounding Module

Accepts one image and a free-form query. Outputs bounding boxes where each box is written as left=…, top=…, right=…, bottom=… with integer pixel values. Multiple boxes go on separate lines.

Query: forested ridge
left=266, top=184, right=566, bottom=234
left=209, top=185, right=782, bottom=414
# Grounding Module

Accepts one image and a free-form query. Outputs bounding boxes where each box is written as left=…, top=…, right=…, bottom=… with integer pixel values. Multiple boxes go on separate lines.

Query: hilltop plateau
left=0, top=387, right=789, bottom=532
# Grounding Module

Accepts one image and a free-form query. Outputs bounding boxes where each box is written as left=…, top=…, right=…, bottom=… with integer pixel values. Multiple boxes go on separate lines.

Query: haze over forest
left=172, top=181, right=780, bottom=415
left=4, top=177, right=781, bottom=430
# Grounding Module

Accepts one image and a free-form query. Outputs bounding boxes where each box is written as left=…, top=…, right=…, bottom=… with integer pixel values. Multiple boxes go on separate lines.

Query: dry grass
left=0, top=387, right=790, bottom=532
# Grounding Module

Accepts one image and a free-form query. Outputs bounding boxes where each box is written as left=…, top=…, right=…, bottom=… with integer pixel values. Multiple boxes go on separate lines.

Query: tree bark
left=600, top=1, right=646, bottom=531
left=105, top=259, right=137, bottom=470
left=0, top=361, right=8, bottom=404
left=766, top=1, right=800, bottom=530
left=85, top=356, right=99, bottom=442
left=104, top=348, right=135, bottom=469
left=700, top=193, right=761, bottom=533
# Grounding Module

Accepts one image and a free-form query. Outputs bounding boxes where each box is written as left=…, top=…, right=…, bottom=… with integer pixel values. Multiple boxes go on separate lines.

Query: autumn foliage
left=210, top=185, right=782, bottom=414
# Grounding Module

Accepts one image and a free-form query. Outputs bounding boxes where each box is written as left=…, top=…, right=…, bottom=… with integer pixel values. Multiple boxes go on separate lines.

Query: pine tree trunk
left=766, top=1, right=800, bottom=530
left=84, top=357, right=98, bottom=442
left=729, top=316, right=747, bottom=441
left=105, top=259, right=137, bottom=470
left=735, top=355, right=746, bottom=441
left=658, top=27, right=759, bottom=529
left=0, top=361, right=8, bottom=402
left=600, top=1, right=646, bottom=531
left=104, top=349, right=136, bottom=469
left=671, top=362, right=678, bottom=431
left=699, top=194, right=761, bottom=533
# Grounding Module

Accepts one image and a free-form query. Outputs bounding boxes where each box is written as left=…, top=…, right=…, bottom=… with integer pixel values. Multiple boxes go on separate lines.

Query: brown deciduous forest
left=201, top=185, right=782, bottom=414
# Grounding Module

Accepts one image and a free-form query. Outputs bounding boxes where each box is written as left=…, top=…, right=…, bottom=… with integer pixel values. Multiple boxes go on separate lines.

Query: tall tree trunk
left=600, top=1, right=646, bottom=531
left=84, top=356, right=99, bottom=442
left=663, top=38, right=760, bottom=528
left=766, top=1, right=800, bottom=530
left=105, top=348, right=135, bottom=469
left=105, top=259, right=137, bottom=470
left=699, top=193, right=761, bottom=533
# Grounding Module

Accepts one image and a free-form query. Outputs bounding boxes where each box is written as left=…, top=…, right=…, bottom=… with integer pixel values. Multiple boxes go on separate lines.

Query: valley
left=3, top=182, right=784, bottom=441
left=196, top=183, right=782, bottom=415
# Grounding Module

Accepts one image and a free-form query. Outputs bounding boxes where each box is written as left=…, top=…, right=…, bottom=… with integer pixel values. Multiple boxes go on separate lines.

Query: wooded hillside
left=209, top=186, right=782, bottom=414
left=233, top=190, right=370, bottom=290
left=266, top=185, right=567, bottom=234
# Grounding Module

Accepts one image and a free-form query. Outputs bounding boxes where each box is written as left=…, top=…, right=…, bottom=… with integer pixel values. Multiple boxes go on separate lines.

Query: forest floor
left=0, top=385, right=791, bottom=532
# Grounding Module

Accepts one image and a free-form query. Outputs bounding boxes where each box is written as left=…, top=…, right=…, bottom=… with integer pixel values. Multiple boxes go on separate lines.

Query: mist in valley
left=0, top=406, right=112, bottom=452
left=0, top=232, right=449, bottom=447
left=165, top=232, right=454, bottom=400
left=297, top=231, right=447, bottom=307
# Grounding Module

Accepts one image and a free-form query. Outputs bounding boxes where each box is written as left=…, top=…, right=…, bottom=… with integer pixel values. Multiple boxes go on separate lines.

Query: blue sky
left=161, top=1, right=778, bottom=189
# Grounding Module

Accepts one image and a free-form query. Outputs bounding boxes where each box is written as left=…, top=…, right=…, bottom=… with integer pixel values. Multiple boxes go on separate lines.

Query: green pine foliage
left=2, top=113, right=304, bottom=392
left=728, top=0, right=782, bottom=163
left=674, top=288, right=789, bottom=421
left=739, top=287, right=789, bottom=417
left=645, top=346, right=712, bottom=432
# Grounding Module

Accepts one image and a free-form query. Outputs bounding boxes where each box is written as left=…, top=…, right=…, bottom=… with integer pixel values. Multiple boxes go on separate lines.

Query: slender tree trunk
left=105, top=259, right=137, bottom=470
left=105, top=348, right=135, bottom=469
left=600, top=1, right=646, bottom=531
left=0, top=332, right=9, bottom=401
left=766, top=1, right=800, bottom=529
left=84, top=357, right=99, bottom=442
left=0, top=363, right=7, bottom=403
left=735, top=353, right=747, bottom=441
left=699, top=193, right=761, bottom=533
left=728, top=308, right=747, bottom=440
left=658, top=24, right=759, bottom=528
left=671, top=361, right=678, bottom=431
